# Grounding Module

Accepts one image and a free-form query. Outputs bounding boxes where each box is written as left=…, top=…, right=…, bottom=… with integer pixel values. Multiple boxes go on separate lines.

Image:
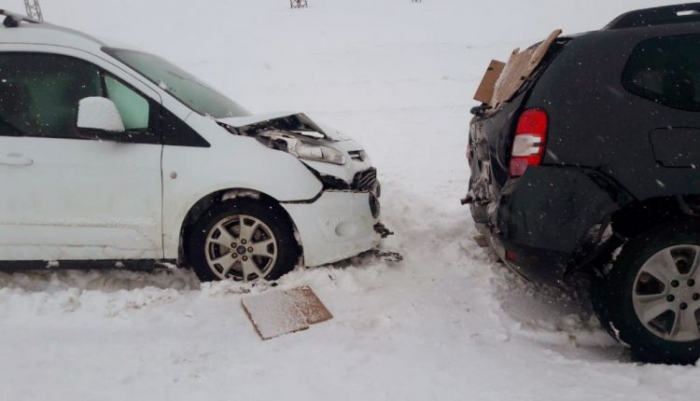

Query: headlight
left=293, top=141, right=346, bottom=165
left=256, top=131, right=347, bottom=165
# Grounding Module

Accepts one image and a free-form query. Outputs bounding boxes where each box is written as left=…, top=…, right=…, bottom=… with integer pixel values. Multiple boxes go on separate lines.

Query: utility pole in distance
left=24, top=0, right=43, bottom=21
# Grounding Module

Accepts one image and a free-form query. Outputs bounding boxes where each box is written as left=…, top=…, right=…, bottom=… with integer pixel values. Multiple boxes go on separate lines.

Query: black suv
left=465, top=3, right=700, bottom=364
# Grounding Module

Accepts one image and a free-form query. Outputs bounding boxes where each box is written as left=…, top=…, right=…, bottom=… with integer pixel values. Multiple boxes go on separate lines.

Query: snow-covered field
left=2, top=0, right=698, bottom=399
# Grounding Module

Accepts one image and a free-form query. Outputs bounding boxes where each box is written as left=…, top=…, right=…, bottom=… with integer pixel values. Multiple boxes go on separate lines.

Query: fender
left=161, top=116, right=324, bottom=259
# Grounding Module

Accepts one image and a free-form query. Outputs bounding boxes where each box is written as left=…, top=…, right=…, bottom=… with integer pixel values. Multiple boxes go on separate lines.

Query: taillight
left=509, top=108, right=548, bottom=177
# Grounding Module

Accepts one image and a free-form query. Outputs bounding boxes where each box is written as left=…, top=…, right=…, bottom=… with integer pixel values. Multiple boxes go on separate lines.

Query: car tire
left=591, top=220, right=700, bottom=364
left=187, top=199, right=300, bottom=282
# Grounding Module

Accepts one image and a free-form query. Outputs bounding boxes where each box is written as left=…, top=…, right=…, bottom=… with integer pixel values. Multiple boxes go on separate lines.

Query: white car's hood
left=217, top=112, right=368, bottom=184
left=217, top=112, right=350, bottom=141
left=217, top=111, right=300, bottom=129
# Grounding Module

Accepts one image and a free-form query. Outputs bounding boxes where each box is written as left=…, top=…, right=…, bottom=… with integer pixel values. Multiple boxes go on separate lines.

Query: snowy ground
left=2, top=0, right=699, bottom=400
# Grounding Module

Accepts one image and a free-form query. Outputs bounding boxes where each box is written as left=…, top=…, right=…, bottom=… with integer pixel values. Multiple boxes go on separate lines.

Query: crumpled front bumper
left=282, top=190, right=381, bottom=267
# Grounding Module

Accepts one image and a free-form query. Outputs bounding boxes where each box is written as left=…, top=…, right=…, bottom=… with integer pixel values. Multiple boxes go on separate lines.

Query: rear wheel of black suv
left=592, top=221, right=700, bottom=364
left=187, top=199, right=300, bottom=282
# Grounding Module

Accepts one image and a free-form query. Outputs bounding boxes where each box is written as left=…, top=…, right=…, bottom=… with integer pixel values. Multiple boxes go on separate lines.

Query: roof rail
left=0, top=9, right=41, bottom=28
left=605, top=3, right=700, bottom=30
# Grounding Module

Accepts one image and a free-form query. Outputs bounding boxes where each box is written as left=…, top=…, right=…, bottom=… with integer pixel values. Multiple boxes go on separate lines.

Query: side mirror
left=76, top=97, right=125, bottom=139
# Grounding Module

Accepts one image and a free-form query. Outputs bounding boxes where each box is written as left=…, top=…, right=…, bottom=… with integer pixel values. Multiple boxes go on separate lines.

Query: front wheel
left=187, top=199, right=300, bottom=282
left=592, top=221, right=700, bottom=364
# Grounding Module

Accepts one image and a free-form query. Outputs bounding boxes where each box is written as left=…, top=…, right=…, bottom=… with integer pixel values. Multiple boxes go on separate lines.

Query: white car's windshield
left=104, top=47, right=251, bottom=119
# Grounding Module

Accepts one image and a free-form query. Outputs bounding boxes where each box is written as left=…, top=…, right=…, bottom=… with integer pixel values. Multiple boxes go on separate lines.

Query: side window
left=0, top=52, right=157, bottom=142
left=104, top=75, right=150, bottom=131
left=0, top=53, right=102, bottom=138
left=622, top=35, right=700, bottom=111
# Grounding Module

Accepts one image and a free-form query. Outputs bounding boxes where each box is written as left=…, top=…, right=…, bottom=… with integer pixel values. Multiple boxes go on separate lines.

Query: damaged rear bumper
left=282, top=190, right=382, bottom=267
left=474, top=222, right=570, bottom=284
left=469, top=166, right=626, bottom=284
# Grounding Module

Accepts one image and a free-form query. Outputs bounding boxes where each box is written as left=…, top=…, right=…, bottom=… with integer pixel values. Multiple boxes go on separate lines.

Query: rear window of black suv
left=622, top=34, right=700, bottom=111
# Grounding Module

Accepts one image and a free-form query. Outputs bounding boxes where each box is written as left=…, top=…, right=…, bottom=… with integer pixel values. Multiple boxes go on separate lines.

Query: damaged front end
left=219, top=112, right=347, bottom=165
left=217, top=112, right=382, bottom=218
left=218, top=112, right=392, bottom=266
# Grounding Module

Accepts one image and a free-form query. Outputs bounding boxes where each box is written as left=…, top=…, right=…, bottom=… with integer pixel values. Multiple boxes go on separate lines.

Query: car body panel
left=526, top=26, right=700, bottom=201
left=0, top=136, right=163, bottom=260
left=0, top=43, right=165, bottom=261
left=282, top=191, right=380, bottom=266
left=472, top=165, right=625, bottom=249
left=1, top=22, right=106, bottom=54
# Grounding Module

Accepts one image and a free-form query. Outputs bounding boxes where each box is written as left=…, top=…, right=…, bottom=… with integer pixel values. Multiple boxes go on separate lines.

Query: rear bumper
left=282, top=191, right=380, bottom=267
left=469, top=166, right=626, bottom=284
left=474, top=221, right=569, bottom=285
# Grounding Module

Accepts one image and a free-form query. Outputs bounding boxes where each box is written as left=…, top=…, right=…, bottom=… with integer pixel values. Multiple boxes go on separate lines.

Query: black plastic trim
left=160, top=107, right=210, bottom=148
left=0, top=259, right=176, bottom=271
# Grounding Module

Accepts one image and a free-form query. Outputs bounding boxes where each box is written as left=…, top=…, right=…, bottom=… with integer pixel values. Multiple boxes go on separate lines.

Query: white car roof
left=1, top=13, right=105, bottom=53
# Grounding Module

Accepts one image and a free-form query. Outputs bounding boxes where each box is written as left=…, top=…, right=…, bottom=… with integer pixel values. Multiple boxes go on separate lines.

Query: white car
left=0, top=10, right=383, bottom=282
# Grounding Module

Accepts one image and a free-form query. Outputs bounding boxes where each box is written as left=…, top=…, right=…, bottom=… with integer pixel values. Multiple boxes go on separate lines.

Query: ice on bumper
left=282, top=191, right=380, bottom=267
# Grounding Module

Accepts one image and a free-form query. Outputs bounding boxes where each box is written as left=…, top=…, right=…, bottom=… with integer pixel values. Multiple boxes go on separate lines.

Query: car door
left=0, top=50, right=164, bottom=262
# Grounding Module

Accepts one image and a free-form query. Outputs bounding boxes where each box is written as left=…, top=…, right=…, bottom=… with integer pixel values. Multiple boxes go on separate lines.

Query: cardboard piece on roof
left=486, top=29, right=563, bottom=108
left=242, top=286, right=333, bottom=340
left=473, top=60, right=506, bottom=104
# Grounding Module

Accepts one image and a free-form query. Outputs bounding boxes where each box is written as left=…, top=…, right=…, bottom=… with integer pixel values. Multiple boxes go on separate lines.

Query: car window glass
left=0, top=53, right=102, bottom=138
left=103, top=47, right=250, bottom=119
left=105, top=75, right=149, bottom=131
left=623, top=35, right=700, bottom=111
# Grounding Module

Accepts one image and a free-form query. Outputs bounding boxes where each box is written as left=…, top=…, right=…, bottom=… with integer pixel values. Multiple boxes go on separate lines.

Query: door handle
left=0, top=153, right=33, bottom=166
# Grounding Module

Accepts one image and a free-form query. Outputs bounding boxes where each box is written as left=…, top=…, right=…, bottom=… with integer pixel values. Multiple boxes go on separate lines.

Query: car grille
left=352, top=168, right=377, bottom=191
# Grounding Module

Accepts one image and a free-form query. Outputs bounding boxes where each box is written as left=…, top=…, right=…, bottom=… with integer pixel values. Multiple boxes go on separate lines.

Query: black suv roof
left=605, top=3, right=700, bottom=30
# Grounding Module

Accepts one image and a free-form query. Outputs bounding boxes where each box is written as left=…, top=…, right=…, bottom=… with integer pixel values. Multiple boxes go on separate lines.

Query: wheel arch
left=176, top=188, right=303, bottom=266
left=590, top=219, right=700, bottom=364
left=567, top=195, right=700, bottom=276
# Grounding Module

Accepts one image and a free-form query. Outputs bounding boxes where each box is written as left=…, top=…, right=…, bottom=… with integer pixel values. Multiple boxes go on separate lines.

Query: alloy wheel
left=632, top=245, right=700, bottom=342
left=204, top=214, right=278, bottom=281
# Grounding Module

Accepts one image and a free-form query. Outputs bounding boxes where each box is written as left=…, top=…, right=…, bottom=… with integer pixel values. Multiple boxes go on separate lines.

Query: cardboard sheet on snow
left=242, top=286, right=333, bottom=340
